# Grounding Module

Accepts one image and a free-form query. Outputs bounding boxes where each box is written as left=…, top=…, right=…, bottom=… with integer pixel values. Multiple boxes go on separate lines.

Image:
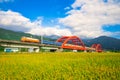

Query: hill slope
left=0, top=28, right=42, bottom=41
left=84, top=36, right=120, bottom=51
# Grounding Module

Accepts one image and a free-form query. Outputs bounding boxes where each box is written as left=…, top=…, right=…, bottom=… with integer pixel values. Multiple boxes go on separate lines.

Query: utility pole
left=41, top=35, right=43, bottom=44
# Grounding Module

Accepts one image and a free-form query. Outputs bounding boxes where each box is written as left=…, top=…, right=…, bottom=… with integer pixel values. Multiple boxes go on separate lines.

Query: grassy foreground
left=0, top=52, right=120, bottom=80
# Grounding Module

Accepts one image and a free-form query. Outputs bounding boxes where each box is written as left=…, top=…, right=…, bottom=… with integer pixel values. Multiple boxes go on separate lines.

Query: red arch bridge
left=0, top=36, right=102, bottom=52
left=56, top=36, right=102, bottom=52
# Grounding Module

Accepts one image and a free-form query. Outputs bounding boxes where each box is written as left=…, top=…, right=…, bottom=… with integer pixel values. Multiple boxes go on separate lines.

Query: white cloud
left=64, top=7, right=70, bottom=10
left=59, top=0, right=120, bottom=38
left=29, top=26, right=72, bottom=36
left=0, top=10, right=72, bottom=36
left=0, top=10, right=33, bottom=32
left=111, top=31, right=120, bottom=38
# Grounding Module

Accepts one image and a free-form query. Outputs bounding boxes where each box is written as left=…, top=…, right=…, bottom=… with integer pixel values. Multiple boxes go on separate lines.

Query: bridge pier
left=28, top=48, right=39, bottom=52
left=34, top=48, right=40, bottom=52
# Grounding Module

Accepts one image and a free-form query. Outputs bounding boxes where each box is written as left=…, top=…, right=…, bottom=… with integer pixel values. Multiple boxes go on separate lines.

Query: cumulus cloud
left=0, top=10, right=72, bottom=36
left=0, top=10, right=33, bottom=32
left=29, top=26, right=72, bottom=36
left=59, top=0, right=120, bottom=38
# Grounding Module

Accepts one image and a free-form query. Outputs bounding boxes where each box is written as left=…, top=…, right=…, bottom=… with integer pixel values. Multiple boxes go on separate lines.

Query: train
left=21, top=36, right=58, bottom=45
left=21, top=36, right=40, bottom=43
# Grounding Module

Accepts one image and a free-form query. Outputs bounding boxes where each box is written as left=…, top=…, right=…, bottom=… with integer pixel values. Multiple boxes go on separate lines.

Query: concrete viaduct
left=0, top=39, right=59, bottom=52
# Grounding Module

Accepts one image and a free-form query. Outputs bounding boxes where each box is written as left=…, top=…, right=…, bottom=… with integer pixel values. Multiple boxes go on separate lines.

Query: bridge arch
left=56, top=36, right=86, bottom=50
left=91, top=44, right=102, bottom=52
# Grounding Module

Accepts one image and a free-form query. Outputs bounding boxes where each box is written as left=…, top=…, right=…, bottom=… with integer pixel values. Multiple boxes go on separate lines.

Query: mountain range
left=83, top=36, right=120, bottom=51
left=0, top=28, right=120, bottom=51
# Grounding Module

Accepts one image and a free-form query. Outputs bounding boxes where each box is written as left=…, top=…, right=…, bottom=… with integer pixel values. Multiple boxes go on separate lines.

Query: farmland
left=0, top=52, right=120, bottom=80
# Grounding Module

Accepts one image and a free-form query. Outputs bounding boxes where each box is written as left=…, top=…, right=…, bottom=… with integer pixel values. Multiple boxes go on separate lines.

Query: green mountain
left=0, top=28, right=41, bottom=41
left=84, top=36, right=120, bottom=51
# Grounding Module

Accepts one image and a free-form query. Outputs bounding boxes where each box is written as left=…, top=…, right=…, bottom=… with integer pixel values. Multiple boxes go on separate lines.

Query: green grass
left=0, top=52, right=120, bottom=80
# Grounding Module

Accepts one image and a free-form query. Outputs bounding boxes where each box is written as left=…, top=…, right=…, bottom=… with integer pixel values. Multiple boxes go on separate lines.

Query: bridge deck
left=0, top=39, right=60, bottom=48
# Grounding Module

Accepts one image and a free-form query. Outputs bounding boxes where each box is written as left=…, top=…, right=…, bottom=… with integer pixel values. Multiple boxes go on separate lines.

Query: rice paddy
left=0, top=52, right=120, bottom=80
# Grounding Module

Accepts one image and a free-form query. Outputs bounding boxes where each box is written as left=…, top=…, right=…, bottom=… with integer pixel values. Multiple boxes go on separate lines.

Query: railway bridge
left=56, top=36, right=102, bottom=52
left=0, top=39, right=59, bottom=52
left=0, top=36, right=102, bottom=52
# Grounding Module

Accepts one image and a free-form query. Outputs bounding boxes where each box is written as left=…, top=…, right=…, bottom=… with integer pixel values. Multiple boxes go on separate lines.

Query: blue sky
left=0, top=0, right=120, bottom=39
left=0, top=0, right=74, bottom=25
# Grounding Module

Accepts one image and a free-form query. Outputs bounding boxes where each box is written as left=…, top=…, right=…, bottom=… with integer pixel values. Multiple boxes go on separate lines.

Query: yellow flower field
left=0, top=52, right=120, bottom=80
